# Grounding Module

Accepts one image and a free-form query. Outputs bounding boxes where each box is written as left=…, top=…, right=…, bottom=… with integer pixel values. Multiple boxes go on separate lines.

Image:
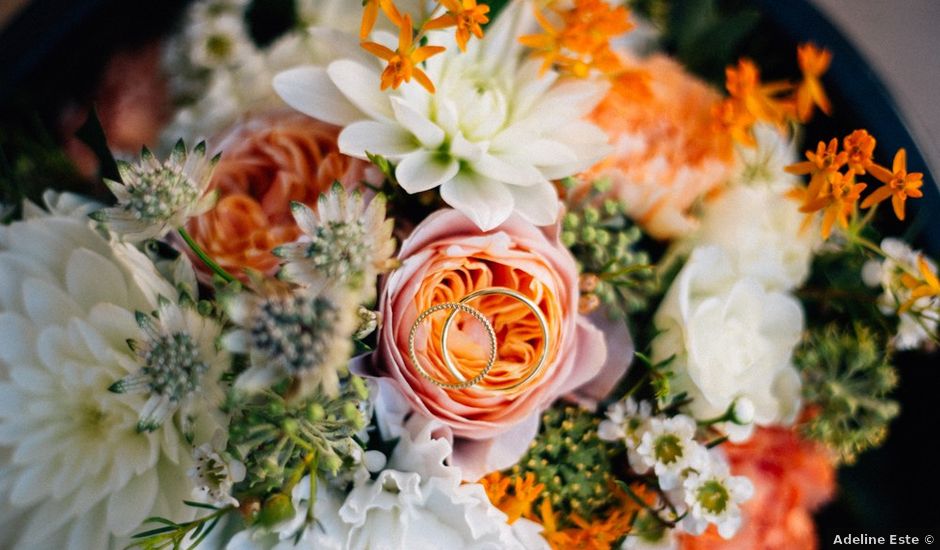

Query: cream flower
left=680, top=459, right=754, bottom=539
left=274, top=184, right=395, bottom=299
left=189, top=431, right=246, bottom=507
left=0, top=195, right=212, bottom=548
left=634, top=415, right=707, bottom=490
left=92, top=141, right=219, bottom=242
left=694, top=184, right=818, bottom=292
left=273, top=1, right=611, bottom=230
left=652, top=246, right=804, bottom=442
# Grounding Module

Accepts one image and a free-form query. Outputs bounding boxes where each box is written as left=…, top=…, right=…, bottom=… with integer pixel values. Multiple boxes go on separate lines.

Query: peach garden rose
left=364, top=209, right=631, bottom=480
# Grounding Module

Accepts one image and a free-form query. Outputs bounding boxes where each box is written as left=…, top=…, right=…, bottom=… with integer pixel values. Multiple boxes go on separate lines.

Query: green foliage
left=511, top=405, right=620, bottom=519
left=126, top=501, right=231, bottom=550
left=796, top=323, right=900, bottom=464
left=226, top=375, right=370, bottom=506
left=561, top=179, right=659, bottom=318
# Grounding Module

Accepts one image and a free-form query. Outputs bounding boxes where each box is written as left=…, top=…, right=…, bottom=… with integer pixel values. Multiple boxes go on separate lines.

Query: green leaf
left=75, top=106, right=120, bottom=183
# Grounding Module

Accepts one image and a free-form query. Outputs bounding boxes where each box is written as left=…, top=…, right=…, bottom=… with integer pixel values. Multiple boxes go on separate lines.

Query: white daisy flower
left=598, top=397, right=652, bottom=445
left=274, top=184, right=395, bottom=299
left=273, top=0, right=611, bottom=231
left=109, top=297, right=228, bottom=436
left=0, top=195, right=218, bottom=549
left=680, top=459, right=754, bottom=539
left=189, top=431, right=246, bottom=508
left=92, top=140, right=220, bottom=242
left=223, top=282, right=356, bottom=398
left=634, top=415, right=706, bottom=490
left=186, top=10, right=254, bottom=70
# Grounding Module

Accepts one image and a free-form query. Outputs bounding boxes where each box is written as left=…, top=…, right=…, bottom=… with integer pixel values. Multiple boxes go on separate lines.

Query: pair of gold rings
left=407, top=287, right=550, bottom=392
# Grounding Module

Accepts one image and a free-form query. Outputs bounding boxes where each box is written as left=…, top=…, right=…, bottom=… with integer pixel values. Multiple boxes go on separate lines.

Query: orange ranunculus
left=680, top=427, right=836, bottom=550
left=185, top=111, right=382, bottom=281
left=586, top=54, right=737, bottom=239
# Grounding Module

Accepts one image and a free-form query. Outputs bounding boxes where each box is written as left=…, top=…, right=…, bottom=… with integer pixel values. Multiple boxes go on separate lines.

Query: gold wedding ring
left=408, top=287, right=551, bottom=392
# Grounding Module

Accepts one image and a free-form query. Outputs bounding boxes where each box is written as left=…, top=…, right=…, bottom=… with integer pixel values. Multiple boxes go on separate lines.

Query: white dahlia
left=273, top=0, right=611, bottom=231
left=0, top=194, right=219, bottom=549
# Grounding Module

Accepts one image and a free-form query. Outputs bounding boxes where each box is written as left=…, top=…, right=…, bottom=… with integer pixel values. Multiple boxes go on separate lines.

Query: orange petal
left=360, top=41, right=396, bottom=61
left=412, top=45, right=446, bottom=63
left=413, top=68, right=436, bottom=93
left=360, top=1, right=379, bottom=39
left=860, top=185, right=892, bottom=209
left=893, top=148, right=907, bottom=173
left=891, top=193, right=906, bottom=220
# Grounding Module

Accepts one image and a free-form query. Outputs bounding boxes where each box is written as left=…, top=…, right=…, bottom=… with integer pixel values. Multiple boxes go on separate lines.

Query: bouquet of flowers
left=0, top=0, right=936, bottom=548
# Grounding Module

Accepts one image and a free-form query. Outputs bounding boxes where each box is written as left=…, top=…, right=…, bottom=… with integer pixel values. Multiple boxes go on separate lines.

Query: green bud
left=282, top=418, right=299, bottom=436
left=321, top=453, right=343, bottom=474
left=562, top=212, right=580, bottom=230
left=580, top=226, right=597, bottom=243
left=583, top=207, right=600, bottom=225
left=255, top=493, right=295, bottom=527
left=350, top=375, right=369, bottom=400
left=307, top=403, right=326, bottom=422
left=594, top=229, right=611, bottom=246
left=561, top=231, right=577, bottom=248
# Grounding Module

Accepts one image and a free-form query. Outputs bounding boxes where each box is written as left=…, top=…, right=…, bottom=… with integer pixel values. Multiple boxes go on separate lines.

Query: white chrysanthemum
left=634, top=415, right=707, bottom=490
left=273, top=1, right=611, bottom=231
left=0, top=195, right=214, bottom=549
left=680, top=459, right=754, bottom=539
left=92, top=141, right=219, bottom=242
left=274, top=184, right=395, bottom=298
left=223, top=284, right=356, bottom=397
left=109, top=298, right=228, bottom=435
left=189, top=430, right=246, bottom=507
left=227, top=417, right=548, bottom=550
left=862, top=238, right=939, bottom=350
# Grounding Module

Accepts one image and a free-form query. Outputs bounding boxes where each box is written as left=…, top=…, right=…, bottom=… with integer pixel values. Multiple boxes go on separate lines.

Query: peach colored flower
left=679, top=427, right=836, bottom=550
left=184, top=111, right=381, bottom=280
left=585, top=54, right=737, bottom=239
left=364, top=209, right=630, bottom=480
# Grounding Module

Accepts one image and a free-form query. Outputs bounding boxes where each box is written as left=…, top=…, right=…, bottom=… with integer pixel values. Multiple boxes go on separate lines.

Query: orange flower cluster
left=786, top=129, right=924, bottom=238
left=899, top=256, right=940, bottom=313
left=360, top=0, right=489, bottom=93
left=519, top=0, right=648, bottom=91
left=717, top=43, right=832, bottom=146
left=481, top=472, right=657, bottom=550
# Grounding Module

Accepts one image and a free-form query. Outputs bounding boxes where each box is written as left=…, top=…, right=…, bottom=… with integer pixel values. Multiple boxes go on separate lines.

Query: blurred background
left=1, top=0, right=938, bottom=542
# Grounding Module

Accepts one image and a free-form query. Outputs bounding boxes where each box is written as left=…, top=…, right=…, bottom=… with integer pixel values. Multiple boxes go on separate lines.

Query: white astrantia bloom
left=680, top=459, right=754, bottom=539
left=273, top=0, right=611, bottom=231
left=862, top=238, right=940, bottom=350
left=228, top=416, right=548, bottom=550
left=92, top=140, right=220, bottom=242
left=274, top=183, right=395, bottom=300
left=652, top=245, right=804, bottom=442
left=109, top=297, right=228, bottom=436
left=0, top=194, right=217, bottom=549
left=189, top=431, right=246, bottom=507
left=223, top=282, right=357, bottom=398
left=634, top=415, right=707, bottom=490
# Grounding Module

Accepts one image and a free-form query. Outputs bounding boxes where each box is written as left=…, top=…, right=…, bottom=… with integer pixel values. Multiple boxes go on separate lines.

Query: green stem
left=178, top=227, right=237, bottom=284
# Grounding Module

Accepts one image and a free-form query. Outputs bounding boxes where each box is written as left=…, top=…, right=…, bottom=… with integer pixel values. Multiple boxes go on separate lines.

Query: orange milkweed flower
left=361, top=14, right=445, bottom=93
left=480, top=472, right=544, bottom=524
left=861, top=148, right=924, bottom=221
left=360, top=0, right=381, bottom=39
left=725, top=59, right=792, bottom=127
left=785, top=138, right=848, bottom=200
left=843, top=129, right=876, bottom=174
left=426, top=0, right=490, bottom=52
left=799, top=168, right=866, bottom=239
left=899, top=256, right=940, bottom=313
left=795, top=43, right=833, bottom=121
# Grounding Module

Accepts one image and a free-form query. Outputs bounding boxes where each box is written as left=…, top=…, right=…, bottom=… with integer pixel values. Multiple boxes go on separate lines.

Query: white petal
left=66, top=248, right=129, bottom=310
left=23, top=277, right=82, bottom=325
left=439, top=173, right=514, bottom=231
left=395, top=151, right=459, bottom=194
left=107, top=470, right=158, bottom=535
left=472, top=153, right=547, bottom=187
left=338, top=121, right=418, bottom=160
left=507, top=180, right=560, bottom=226
left=327, top=59, right=394, bottom=121
left=273, top=66, right=362, bottom=126
left=390, top=97, right=445, bottom=149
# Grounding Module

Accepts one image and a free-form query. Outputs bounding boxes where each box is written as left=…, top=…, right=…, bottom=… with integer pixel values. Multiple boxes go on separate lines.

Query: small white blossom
left=110, top=297, right=228, bottom=435
left=189, top=431, right=247, bottom=507
left=863, top=238, right=939, bottom=350
left=93, top=140, right=219, bottom=241
left=635, top=415, right=707, bottom=490
left=185, top=6, right=253, bottom=70
left=274, top=184, right=395, bottom=300
left=680, top=460, right=754, bottom=539
left=598, top=397, right=652, bottom=446
left=223, top=282, right=356, bottom=397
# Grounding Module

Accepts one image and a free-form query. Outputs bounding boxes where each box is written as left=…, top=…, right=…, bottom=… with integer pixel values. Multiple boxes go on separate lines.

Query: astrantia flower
left=274, top=1, right=611, bottom=230
left=109, top=298, right=227, bottom=435
left=0, top=194, right=214, bottom=548
left=92, top=140, right=219, bottom=241
left=635, top=415, right=706, bottom=490
left=189, top=431, right=246, bottom=507
left=223, top=282, right=356, bottom=397
left=274, top=183, right=395, bottom=298
left=681, top=461, right=754, bottom=539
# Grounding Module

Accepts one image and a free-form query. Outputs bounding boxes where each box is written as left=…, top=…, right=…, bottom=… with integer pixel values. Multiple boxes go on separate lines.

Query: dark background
left=1, top=0, right=938, bottom=540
